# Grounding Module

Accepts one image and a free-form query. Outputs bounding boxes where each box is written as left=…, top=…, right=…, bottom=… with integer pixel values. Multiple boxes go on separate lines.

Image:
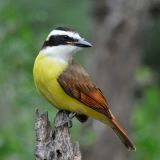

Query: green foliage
left=132, top=86, right=160, bottom=160
left=0, top=0, right=90, bottom=159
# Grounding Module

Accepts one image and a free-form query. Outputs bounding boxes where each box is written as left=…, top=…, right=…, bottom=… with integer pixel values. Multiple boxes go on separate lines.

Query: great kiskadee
left=33, top=27, right=135, bottom=151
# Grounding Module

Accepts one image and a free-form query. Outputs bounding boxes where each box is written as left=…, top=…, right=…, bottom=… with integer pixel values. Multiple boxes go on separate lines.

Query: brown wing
left=57, top=60, right=112, bottom=119
left=58, top=61, right=136, bottom=151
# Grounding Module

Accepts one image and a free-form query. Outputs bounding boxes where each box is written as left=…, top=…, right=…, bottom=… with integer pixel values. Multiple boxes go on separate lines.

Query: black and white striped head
left=42, top=27, right=92, bottom=49
left=41, top=27, right=92, bottom=62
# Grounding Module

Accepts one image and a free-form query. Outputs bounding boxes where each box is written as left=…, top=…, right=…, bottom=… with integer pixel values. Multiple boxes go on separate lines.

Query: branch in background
left=35, top=109, right=81, bottom=160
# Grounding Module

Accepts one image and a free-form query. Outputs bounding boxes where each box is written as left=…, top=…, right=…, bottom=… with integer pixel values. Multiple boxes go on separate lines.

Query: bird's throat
left=41, top=45, right=80, bottom=64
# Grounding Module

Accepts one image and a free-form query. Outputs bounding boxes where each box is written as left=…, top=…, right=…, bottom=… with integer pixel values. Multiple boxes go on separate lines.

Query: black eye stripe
left=42, top=35, right=78, bottom=48
left=49, top=35, right=74, bottom=41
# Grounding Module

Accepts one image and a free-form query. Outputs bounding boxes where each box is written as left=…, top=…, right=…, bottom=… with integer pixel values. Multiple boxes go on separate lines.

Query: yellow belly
left=33, top=53, right=107, bottom=123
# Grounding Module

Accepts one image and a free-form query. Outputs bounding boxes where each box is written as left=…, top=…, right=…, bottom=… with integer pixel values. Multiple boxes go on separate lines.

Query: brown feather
left=111, top=118, right=136, bottom=150
left=57, top=60, right=136, bottom=150
left=58, top=60, right=112, bottom=118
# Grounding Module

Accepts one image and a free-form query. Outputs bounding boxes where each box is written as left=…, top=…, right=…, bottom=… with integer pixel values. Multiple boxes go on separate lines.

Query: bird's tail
left=109, top=117, right=136, bottom=151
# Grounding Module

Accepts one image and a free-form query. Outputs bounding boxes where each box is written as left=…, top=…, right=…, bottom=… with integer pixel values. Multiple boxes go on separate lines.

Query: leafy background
left=0, top=0, right=160, bottom=160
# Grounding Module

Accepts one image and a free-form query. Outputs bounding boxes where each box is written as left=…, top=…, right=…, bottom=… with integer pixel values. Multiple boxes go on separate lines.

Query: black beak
left=74, top=39, right=92, bottom=48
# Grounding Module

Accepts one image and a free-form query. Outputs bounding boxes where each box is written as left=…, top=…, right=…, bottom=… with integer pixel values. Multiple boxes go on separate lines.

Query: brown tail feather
left=110, top=118, right=136, bottom=151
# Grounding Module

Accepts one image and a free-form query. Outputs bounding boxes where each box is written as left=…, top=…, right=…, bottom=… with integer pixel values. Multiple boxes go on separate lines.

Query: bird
left=33, top=27, right=136, bottom=151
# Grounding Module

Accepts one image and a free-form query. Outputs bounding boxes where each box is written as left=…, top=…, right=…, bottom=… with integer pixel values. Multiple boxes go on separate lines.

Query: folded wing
left=57, top=60, right=112, bottom=119
left=57, top=60, right=136, bottom=151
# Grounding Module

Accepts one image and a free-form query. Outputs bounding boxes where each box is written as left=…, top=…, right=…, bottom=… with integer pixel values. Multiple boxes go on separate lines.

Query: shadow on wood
left=35, top=109, right=81, bottom=160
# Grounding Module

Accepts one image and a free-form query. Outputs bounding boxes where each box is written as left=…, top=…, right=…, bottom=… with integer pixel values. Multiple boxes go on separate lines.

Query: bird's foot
left=55, top=112, right=77, bottom=128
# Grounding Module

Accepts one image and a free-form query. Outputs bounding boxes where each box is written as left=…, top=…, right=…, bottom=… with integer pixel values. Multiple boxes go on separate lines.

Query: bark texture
left=35, top=110, right=81, bottom=160
left=84, top=0, right=160, bottom=160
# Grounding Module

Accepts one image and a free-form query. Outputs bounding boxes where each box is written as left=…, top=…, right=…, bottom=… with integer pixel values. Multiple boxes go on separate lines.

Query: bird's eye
left=63, top=35, right=68, bottom=39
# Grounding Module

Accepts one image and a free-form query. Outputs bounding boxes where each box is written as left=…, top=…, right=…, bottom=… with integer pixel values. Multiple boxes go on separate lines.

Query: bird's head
left=41, top=27, right=92, bottom=62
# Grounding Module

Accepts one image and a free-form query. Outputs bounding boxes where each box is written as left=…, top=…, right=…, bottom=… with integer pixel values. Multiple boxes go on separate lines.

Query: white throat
left=41, top=45, right=81, bottom=63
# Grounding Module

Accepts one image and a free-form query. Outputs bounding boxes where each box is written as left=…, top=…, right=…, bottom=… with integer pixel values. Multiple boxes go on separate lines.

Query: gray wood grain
left=35, top=109, right=81, bottom=160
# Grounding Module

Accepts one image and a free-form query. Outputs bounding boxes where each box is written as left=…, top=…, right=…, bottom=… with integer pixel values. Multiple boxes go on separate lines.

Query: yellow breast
left=33, top=53, right=67, bottom=107
left=33, top=52, right=107, bottom=123
left=33, top=52, right=83, bottom=112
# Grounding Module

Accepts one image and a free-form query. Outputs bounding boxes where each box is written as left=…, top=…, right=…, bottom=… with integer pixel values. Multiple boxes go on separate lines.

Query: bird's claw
left=55, top=112, right=77, bottom=128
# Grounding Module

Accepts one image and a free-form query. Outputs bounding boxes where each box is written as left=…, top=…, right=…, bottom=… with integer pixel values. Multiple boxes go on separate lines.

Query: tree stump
left=35, top=109, right=81, bottom=160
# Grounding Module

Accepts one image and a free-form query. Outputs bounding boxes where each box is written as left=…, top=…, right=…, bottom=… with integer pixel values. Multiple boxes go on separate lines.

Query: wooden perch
left=35, top=109, right=81, bottom=160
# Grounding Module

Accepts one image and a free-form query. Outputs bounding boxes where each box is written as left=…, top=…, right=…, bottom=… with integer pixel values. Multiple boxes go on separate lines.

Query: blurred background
left=0, top=0, right=160, bottom=159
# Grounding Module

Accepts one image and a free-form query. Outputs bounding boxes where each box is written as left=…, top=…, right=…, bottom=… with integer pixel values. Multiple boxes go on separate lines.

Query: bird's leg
left=55, top=111, right=77, bottom=128
left=67, top=112, right=77, bottom=128
left=69, top=112, right=77, bottom=119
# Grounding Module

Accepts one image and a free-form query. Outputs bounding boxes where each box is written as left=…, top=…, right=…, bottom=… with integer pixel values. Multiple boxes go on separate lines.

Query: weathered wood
left=35, top=109, right=81, bottom=160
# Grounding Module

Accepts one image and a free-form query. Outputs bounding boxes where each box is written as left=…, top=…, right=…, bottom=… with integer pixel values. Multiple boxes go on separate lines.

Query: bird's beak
left=73, top=39, right=92, bottom=48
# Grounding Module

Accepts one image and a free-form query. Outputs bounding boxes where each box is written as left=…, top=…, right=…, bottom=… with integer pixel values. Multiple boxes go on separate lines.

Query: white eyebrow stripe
left=46, top=30, right=81, bottom=40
